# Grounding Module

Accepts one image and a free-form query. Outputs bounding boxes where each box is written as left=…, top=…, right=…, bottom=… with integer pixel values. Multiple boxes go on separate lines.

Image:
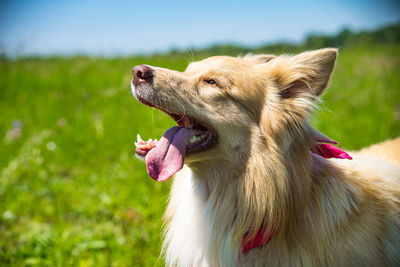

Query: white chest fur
left=163, top=166, right=238, bottom=267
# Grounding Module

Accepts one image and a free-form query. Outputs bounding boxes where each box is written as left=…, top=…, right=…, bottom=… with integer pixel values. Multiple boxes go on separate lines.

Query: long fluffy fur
left=135, top=49, right=400, bottom=266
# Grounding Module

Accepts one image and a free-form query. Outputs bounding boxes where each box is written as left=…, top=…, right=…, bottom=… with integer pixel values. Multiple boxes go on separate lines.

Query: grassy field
left=0, top=45, right=399, bottom=266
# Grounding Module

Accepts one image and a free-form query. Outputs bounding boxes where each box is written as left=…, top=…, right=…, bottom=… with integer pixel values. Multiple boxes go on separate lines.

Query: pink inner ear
left=311, top=143, right=352, bottom=160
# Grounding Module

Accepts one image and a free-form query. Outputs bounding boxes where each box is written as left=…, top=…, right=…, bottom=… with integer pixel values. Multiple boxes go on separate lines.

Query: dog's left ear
left=269, top=48, right=338, bottom=100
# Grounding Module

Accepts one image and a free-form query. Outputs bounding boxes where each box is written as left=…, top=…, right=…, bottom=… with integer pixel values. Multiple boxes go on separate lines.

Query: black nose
left=132, top=65, right=153, bottom=86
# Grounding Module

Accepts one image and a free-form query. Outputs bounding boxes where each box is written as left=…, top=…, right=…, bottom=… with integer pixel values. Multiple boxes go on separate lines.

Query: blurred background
left=0, top=0, right=399, bottom=266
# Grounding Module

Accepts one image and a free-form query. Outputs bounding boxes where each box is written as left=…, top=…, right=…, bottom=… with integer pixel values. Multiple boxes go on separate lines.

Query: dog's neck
left=163, top=131, right=316, bottom=266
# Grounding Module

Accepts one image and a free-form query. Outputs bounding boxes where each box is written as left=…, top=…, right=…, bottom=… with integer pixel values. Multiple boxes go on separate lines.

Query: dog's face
left=132, top=49, right=337, bottom=181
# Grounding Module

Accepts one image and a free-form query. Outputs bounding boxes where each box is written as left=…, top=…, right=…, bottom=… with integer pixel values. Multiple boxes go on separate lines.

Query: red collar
left=192, top=227, right=276, bottom=266
left=241, top=226, right=276, bottom=254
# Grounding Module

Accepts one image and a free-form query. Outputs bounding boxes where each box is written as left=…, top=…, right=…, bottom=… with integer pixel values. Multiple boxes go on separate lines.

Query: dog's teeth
left=137, top=134, right=143, bottom=143
left=189, top=135, right=202, bottom=143
left=188, top=133, right=208, bottom=144
left=188, top=135, right=197, bottom=144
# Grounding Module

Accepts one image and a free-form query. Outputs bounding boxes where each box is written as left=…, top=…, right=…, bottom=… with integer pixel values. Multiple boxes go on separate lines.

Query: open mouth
left=135, top=95, right=218, bottom=181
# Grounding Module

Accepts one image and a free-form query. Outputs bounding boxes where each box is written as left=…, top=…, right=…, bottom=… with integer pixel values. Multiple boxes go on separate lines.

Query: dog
left=131, top=48, right=400, bottom=266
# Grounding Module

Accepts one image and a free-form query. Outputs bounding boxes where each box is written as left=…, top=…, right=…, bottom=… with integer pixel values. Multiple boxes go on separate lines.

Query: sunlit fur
left=135, top=49, right=400, bottom=266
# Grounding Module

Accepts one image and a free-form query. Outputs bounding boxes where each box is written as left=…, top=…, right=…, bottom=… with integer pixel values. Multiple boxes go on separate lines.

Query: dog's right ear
left=243, top=54, right=276, bottom=64
left=267, top=48, right=338, bottom=100
left=257, top=49, right=338, bottom=136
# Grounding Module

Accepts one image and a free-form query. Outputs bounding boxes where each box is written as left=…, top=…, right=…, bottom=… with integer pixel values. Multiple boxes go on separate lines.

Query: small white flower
left=3, top=210, right=15, bottom=221
left=46, top=141, right=57, bottom=151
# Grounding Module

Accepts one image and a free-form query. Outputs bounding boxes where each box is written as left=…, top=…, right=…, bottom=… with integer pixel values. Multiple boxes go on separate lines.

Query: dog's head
left=132, top=49, right=338, bottom=181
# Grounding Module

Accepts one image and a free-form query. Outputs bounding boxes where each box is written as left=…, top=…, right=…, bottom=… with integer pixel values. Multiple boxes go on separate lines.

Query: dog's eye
left=206, top=79, right=217, bottom=86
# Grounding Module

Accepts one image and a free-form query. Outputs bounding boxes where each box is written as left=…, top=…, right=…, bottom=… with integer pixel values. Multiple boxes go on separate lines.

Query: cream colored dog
left=131, top=49, right=400, bottom=266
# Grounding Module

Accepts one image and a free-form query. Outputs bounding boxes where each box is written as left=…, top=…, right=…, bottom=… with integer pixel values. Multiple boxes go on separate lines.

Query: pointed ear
left=270, top=48, right=338, bottom=99
left=243, top=53, right=276, bottom=64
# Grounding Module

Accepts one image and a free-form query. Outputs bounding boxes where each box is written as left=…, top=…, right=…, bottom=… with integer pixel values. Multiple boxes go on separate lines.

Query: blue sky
left=1, top=0, right=399, bottom=56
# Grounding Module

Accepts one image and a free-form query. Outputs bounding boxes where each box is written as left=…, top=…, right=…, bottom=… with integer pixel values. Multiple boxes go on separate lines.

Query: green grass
left=0, top=45, right=399, bottom=266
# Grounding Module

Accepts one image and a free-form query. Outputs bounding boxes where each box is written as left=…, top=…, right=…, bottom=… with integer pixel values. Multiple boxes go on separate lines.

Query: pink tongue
left=145, top=126, right=198, bottom=181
